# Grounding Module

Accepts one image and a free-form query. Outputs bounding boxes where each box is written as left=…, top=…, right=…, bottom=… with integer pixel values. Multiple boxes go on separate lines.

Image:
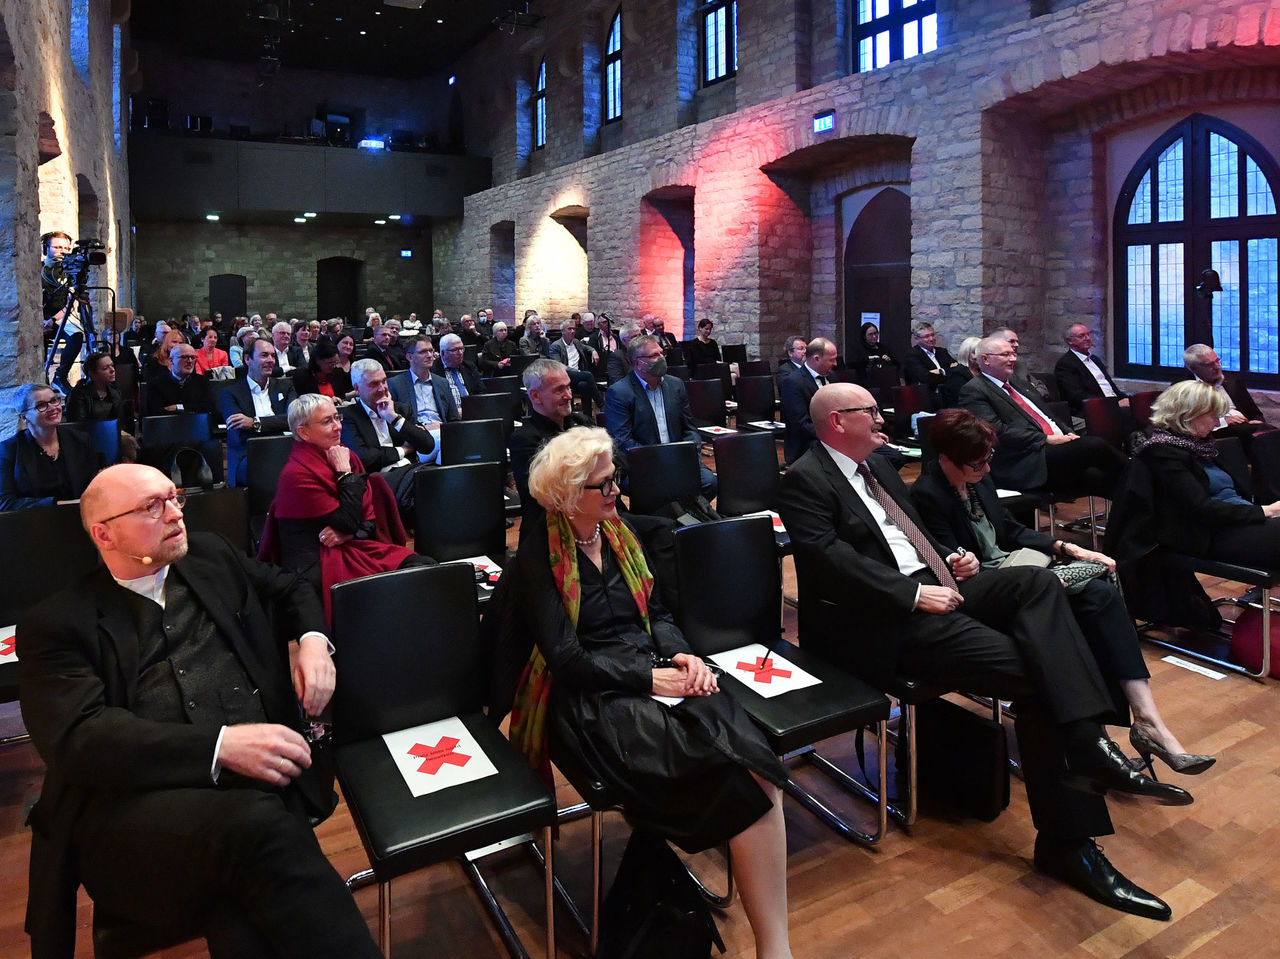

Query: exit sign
left=813, top=111, right=835, bottom=134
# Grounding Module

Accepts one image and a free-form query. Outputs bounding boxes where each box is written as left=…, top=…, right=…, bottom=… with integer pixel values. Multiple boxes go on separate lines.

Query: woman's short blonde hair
left=528, top=427, right=616, bottom=516
left=287, top=392, right=335, bottom=433
left=1148, top=380, right=1229, bottom=435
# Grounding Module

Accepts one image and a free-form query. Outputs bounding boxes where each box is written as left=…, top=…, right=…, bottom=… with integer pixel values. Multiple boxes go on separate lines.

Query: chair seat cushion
left=713, top=641, right=891, bottom=755
left=336, top=711, right=556, bottom=882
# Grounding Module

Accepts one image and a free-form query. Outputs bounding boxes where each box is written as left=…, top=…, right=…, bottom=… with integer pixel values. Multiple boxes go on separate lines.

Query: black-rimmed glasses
left=583, top=470, right=625, bottom=494
left=837, top=405, right=881, bottom=419
left=28, top=396, right=64, bottom=414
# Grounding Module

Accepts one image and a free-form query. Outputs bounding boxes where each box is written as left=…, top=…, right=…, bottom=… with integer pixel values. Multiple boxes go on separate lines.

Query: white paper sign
left=0, top=625, right=16, bottom=663
left=698, top=425, right=737, bottom=435
left=382, top=716, right=499, bottom=798
left=448, top=556, right=503, bottom=586
left=708, top=643, right=821, bottom=699
left=741, top=510, right=786, bottom=534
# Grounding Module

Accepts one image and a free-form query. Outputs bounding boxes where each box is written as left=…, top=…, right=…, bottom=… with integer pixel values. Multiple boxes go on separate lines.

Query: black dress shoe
left=1034, top=836, right=1171, bottom=921
left=1063, top=736, right=1194, bottom=805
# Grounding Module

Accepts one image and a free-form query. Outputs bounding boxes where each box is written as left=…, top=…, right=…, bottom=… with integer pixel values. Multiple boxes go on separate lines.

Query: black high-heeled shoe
left=1128, top=727, right=1216, bottom=777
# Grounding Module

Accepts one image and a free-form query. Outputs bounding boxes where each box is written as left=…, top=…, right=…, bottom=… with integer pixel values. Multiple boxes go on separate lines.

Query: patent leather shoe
left=1128, top=726, right=1216, bottom=777
left=1063, top=736, right=1194, bottom=805
left=1034, top=837, right=1172, bottom=921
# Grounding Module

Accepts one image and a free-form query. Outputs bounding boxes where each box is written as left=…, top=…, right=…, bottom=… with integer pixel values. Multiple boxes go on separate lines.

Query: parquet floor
left=1, top=471, right=1277, bottom=958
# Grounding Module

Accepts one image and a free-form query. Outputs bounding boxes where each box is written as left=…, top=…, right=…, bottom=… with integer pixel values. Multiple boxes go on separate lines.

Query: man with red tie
left=958, top=335, right=1125, bottom=497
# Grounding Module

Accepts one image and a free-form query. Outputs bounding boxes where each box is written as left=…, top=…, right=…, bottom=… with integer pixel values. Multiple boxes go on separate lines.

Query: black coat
left=0, top=427, right=100, bottom=511
left=958, top=374, right=1071, bottom=491
left=340, top=400, right=436, bottom=472
left=909, top=461, right=1053, bottom=558
left=1053, top=350, right=1127, bottom=414
left=902, top=345, right=955, bottom=389
left=779, top=366, right=822, bottom=464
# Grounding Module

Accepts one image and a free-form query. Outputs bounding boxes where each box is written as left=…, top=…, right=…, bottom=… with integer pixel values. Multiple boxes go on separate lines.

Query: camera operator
left=41, top=231, right=82, bottom=393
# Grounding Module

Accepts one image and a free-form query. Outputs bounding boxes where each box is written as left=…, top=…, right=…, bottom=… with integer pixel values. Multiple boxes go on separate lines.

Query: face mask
left=646, top=356, right=668, bottom=379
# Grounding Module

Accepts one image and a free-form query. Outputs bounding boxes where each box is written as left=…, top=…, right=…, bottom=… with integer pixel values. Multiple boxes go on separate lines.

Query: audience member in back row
left=0, top=383, right=100, bottom=510
left=193, top=326, right=230, bottom=375
left=220, top=337, right=296, bottom=488
left=142, top=329, right=187, bottom=384
left=259, top=394, right=428, bottom=620
left=388, top=336, right=459, bottom=466
left=911, top=407, right=1214, bottom=777
left=1176, top=343, right=1268, bottom=429
left=144, top=342, right=215, bottom=416
left=292, top=339, right=352, bottom=400
left=1122, top=380, right=1280, bottom=569
left=683, top=318, right=722, bottom=368
left=479, top=321, right=519, bottom=374
left=65, top=351, right=125, bottom=423
left=509, top=359, right=591, bottom=539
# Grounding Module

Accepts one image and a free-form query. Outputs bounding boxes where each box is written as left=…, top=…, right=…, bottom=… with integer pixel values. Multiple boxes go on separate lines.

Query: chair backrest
left=461, top=392, right=515, bottom=438
left=65, top=419, right=121, bottom=466
left=509, top=353, right=537, bottom=377
left=626, top=441, right=702, bottom=513
left=666, top=364, right=690, bottom=381
left=740, top=359, right=771, bottom=377
left=440, top=418, right=506, bottom=466
left=245, top=434, right=295, bottom=516
left=722, top=344, right=749, bottom=365
left=734, top=376, right=777, bottom=422
left=1082, top=396, right=1125, bottom=447
left=480, top=375, right=525, bottom=420
left=672, top=517, right=781, bottom=656
left=694, top=362, right=733, bottom=398
left=667, top=344, right=687, bottom=366
left=138, top=413, right=211, bottom=448
left=181, top=486, right=251, bottom=555
left=413, top=462, right=507, bottom=561
left=0, top=504, right=100, bottom=628
left=464, top=344, right=479, bottom=367
left=889, top=384, right=931, bottom=437
left=1130, top=390, right=1161, bottom=432
left=685, top=378, right=727, bottom=427
left=713, top=431, right=781, bottom=516
left=331, top=563, right=482, bottom=743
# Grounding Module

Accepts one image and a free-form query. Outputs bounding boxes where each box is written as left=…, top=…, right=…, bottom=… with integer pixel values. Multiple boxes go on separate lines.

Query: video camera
left=61, top=238, right=108, bottom=281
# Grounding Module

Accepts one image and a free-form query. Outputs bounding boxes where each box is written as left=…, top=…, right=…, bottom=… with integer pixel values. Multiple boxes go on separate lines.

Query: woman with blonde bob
left=511, top=427, right=793, bottom=959
left=1133, top=379, right=1280, bottom=567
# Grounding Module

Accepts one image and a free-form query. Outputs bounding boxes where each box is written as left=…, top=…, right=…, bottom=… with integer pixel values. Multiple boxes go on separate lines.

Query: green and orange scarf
left=509, top=511, right=653, bottom=785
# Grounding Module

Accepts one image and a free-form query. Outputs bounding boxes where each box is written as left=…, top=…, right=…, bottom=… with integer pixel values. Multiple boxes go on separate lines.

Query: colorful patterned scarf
left=510, top=511, right=654, bottom=785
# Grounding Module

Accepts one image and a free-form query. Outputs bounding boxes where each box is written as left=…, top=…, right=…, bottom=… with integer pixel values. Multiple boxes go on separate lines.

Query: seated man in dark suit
left=509, top=359, right=591, bottom=540
left=145, top=343, right=215, bottom=416
left=780, top=337, right=838, bottom=464
left=960, top=336, right=1126, bottom=498
left=605, top=325, right=641, bottom=385
left=18, top=463, right=381, bottom=959
left=270, top=322, right=299, bottom=378
left=777, top=335, right=807, bottom=389
left=902, top=322, right=957, bottom=399
left=388, top=335, right=459, bottom=465
left=650, top=316, right=680, bottom=354
left=779, top=382, right=1190, bottom=922
left=220, top=337, right=296, bottom=488
left=365, top=323, right=404, bottom=373
left=604, top=334, right=717, bottom=501
left=1178, top=343, right=1268, bottom=427
left=342, top=358, right=435, bottom=516
left=1054, top=323, right=1130, bottom=417
left=433, top=333, right=484, bottom=409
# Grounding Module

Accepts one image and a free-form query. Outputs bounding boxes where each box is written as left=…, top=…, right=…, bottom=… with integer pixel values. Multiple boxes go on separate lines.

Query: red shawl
left=259, top=439, right=415, bottom=620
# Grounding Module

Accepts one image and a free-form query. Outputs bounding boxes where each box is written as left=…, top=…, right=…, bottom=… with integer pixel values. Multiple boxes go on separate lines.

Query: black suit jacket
left=17, top=533, right=329, bottom=958
left=219, top=376, right=295, bottom=487
left=340, top=400, right=435, bottom=472
left=1171, top=369, right=1266, bottom=423
left=779, top=366, right=822, bottom=464
left=909, top=461, right=1053, bottom=558
left=509, top=411, right=591, bottom=539
left=778, top=445, right=951, bottom=680
left=603, top=372, right=699, bottom=454
left=365, top=343, right=404, bottom=373
left=0, top=428, right=101, bottom=511
left=958, top=374, right=1070, bottom=491
left=1053, top=350, right=1127, bottom=414
left=902, top=345, right=955, bottom=389
left=144, top=372, right=215, bottom=416
left=432, top=360, right=483, bottom=398
left=387, top=370, right=460, bottom=423
left=606, top=350, right=632, bottom=385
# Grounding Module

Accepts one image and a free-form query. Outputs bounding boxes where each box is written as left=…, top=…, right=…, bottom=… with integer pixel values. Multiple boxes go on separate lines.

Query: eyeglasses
left=27, top=396, right=64, bottom=414
left=99, top=490, right=186, bottom=524
left=583, top=470, right=625, bottom=494
left=836, top=405, right=881, bottom=419
left=964, top=452, right=995, bottom=471
left=311, top=411, right=343, bottom=427
left=444, top=346, right=465, bottom=354
left=414, top=349, right=437, bottom=357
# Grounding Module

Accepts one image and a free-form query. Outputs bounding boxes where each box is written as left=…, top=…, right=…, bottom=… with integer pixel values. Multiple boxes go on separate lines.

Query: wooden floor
left=2, top=479, right=1278, bottom=958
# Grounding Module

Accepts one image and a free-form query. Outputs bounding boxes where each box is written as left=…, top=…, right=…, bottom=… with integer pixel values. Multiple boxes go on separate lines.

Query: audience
left=142, top=329, right=186, bottom=383
left=229, top=326, right=259, bottom=369
left=780, top=337, right=838, bottom=465
left=65, top=352, right=125, bottom=423
left=939, top=335, right=980, bottom=408
left=366, top=323, right=403, bottom=372
left=435, top=333, right=483, bottom=407
left=1177, top=343, right=1268, bottom=428
left=145, top=342, right=214, bottom=416
left=271, top=322, right=298, bottom=376
left=388, top=336, right=458, bottom=464
left=479, top=321, right=520, bottom=373
left=341, top=358, right=435, bottom=518
left=334, top=332, right=356, bottom=376
left=519, top=315, right=551, bottom=357
left=548, top=318, right=603, bottom=416
left=259, top=395, right=427, bottom=618
left=292, top=339, right=352, bottom=399
left=0, top=383, right=100, bottom=510
left=1054, top=323, right=1129, bottom=417
left=509, top=427, right=793, bottom=959
left=902, top=322, right=955, bottom=397
left=849, top=321, right=898, bottom=378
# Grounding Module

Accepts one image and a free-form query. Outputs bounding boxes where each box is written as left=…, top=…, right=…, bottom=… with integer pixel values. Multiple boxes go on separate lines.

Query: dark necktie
left=1002, top=382, right=1055, bottom=436
left=856, top=462, right=957, bottom=591
left=817, top=375, right=828, bottom=387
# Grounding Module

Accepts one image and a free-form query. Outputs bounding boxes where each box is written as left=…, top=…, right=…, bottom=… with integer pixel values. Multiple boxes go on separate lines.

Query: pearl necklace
left=574, top=523, right=602, bottom=547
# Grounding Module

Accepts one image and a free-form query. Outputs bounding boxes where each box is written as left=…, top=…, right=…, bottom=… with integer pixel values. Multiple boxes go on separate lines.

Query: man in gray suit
left=604, top=334, right=716, bottom=501
left=388, top=335, right=460, bottom=465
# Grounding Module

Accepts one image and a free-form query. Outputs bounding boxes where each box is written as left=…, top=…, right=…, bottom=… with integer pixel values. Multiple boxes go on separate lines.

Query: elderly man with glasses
left=17, top=463, right=383, bottom=958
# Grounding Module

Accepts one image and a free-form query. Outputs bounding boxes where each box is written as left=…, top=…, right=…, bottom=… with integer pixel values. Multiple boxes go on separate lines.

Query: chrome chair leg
left=782, top=719, right=888, bottom=846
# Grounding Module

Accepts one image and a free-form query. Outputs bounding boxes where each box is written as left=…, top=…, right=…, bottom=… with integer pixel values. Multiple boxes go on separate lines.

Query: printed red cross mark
left=735, top=656, right=791, bottom=684
left=0, top=634, right=14, bottom=657
left=408, top=736, right=471, bottom=775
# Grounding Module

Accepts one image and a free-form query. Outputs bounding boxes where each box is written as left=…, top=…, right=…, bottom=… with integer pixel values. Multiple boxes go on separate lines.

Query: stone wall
left=0, top=0, right=131, bottom=429
left=433, top=0, right=1280, bottom=373
left=134, top=221, right=433, bottom=321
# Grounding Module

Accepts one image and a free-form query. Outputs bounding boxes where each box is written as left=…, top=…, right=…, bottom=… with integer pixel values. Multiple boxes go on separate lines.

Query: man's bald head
left=81, top=464, right=168, bottom=530
left=80, top=465, right=189, bottom=579
left=810, top=382, right=884, bottom=461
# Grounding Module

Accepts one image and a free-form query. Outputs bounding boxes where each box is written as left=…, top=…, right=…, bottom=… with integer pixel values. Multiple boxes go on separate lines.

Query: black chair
left=462, top=392, right=516, bottom=439
left=245, top=434, right=295, bottom=543
left=722, top=343, right=748, bottom=365
left=480, top=375, right=526, bottom=420
left=138, top=412, right=211, bottom=448
left=666, top=364, right=691, bottom=381
left=413, top=463, right=507, bottom=563
left=0, top=504, right=100, bottom=705
left=733, top=376, right=778, bottom=426
left=667, top=344, right=687, bottom=366
left=331, top=564, right=556, bottom=958
left=181, top=486, right=252, bottom=556
left=440, top=418, right=506, bottom=467
left=463, top=344, right=479, bottom=367
left=673, top=517, right=891, bottom=845
left=625, top=442, right=701, bottom=514
left=713, top=427, right=783, bottom=511
left=740, top=359, right=772, bottom=377
left=1131, top=390, right=1161, bottom=432
left=888, top=384, right=932, bottom=439
left=694, top=362, right=733, bottom=400
left=65, top=418, right=121, bottom=465
left=509, top=353, right=538, bottom=378
left=685, top=378, right=727, bottom=429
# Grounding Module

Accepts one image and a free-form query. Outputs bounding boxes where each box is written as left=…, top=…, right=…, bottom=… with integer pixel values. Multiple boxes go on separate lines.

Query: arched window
left=533, top=60, right=546, bottom=150
left=604, top=10, right=622, bottom=123
left=1114, top=114, right=1280, bottom=383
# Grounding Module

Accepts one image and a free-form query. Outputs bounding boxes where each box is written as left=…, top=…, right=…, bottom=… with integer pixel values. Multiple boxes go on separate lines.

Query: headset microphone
left=126, top=553, right=154, bottom=565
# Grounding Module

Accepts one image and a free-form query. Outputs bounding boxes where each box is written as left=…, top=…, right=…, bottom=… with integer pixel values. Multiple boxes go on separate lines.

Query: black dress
left=517, top=522, right=785, bottom=852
